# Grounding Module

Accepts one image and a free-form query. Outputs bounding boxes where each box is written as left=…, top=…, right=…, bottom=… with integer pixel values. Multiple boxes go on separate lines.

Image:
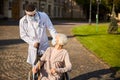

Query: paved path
left=0, top=21, right=119, bottom=80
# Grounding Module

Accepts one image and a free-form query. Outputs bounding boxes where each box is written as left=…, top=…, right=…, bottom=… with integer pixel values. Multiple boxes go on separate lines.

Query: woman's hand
left=50, top=68, right=57, bottom=75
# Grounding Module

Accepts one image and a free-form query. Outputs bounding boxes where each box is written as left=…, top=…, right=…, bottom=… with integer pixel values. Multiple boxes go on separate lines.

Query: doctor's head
left=52, top=33, right=68, bottom=47
left=25, top=3, right=37, bottom=17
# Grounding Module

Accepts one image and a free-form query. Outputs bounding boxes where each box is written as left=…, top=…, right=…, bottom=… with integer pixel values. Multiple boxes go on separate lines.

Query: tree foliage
left=75, top=0, right=93, bottom=19
left=103, top=0, right=120, bottom=12
left=75, top=0, right=120, bottom=21
left=75, top=0, right=90, bottom=5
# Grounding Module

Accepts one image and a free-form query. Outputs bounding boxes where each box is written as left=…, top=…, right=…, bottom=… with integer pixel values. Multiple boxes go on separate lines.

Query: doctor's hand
left=32, top=66, right=37, bottom=74
left=34, top=42, right=40, bottom=48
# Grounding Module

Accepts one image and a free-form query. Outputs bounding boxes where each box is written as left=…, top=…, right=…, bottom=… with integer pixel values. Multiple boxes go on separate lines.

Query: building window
left=9, top=1, right=12, bottom=10
left=54, top=7, right=56, bottom=17
left=0, top=0, right=4, bottom=14
left=60, top=7, right=62, bottom=17
left=58, top=7, right=60, bottom=17
left=48, top=5, right=51, bottom=16
left=23, top=1, right=29, bottom=10
left=33, top=2, right=37, bottom=8
left=58, top=0, right=60, bottom=3
left=54, top=0, right=57, bottom=2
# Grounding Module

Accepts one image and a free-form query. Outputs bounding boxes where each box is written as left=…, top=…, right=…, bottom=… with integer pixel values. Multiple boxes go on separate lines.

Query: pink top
left=40, top=47, right=72, bottom=80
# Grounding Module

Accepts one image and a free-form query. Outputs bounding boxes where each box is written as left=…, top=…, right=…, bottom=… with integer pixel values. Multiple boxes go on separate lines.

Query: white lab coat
left=19, top=12, right=56, bottom=65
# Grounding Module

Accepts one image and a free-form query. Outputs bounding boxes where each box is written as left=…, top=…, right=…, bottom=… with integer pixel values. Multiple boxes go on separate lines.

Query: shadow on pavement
left=0, top=39, right=25, bottom=46
left=71, top=67, right=120, bottom=80
left=0, top=19, right=19, bottom=26
left=0, top=37, right=54, bottom=47
left=53, top=21, right=77, bottom=25
left=48, top=35, right=76, bottom=40
left=0, top=35, right=72, bottom=47
left=0, top=19, right=80, bottom=26
left=73, top=33, right=120, bottom=37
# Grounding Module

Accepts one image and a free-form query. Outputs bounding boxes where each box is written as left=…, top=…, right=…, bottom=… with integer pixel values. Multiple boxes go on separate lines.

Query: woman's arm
left=32, top=47, right=51, bottom=73
left=32, top=60, right=45, bottom=73
left=52, top=51, right=72, bottom=74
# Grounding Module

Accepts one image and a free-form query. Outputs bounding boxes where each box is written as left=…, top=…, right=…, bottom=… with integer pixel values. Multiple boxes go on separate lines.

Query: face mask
left=27, top=15, right=35, bottom=21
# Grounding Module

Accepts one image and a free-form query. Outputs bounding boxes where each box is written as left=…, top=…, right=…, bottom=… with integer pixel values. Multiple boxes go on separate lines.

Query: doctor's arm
left=44, top=13, right=57, bottom=39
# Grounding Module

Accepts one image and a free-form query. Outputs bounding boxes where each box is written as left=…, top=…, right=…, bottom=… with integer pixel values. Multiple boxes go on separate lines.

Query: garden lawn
left=72, top=23, right=120, bottom=68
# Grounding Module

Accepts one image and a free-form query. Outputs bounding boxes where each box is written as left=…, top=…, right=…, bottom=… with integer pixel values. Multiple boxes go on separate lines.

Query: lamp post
left=96, top=0, right=101, bottom=32
left=89, top=0, right=92, bottom=25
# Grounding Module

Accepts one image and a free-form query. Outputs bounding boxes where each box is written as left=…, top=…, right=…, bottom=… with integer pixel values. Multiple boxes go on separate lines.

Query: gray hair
left=51, top=33, right=68, bottom=46
left=57, top=33, right=68, bottom=46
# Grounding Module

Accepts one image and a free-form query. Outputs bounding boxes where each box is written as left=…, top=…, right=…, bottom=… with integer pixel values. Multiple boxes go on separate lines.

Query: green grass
left=72, top=23, right=120, bottom=68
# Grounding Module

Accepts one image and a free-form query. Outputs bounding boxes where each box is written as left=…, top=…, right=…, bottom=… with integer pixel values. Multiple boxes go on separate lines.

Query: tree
left=75, top=0, right=110, bottom=21
left=75, top=0, right=120, bottom=21
left=107, top=0, right=118, bottom=34
left=103, top=0, right=120, bottom=13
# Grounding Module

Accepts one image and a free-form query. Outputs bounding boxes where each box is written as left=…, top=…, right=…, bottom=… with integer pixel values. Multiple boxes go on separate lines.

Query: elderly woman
left=32, top=33, right=72, bottom=80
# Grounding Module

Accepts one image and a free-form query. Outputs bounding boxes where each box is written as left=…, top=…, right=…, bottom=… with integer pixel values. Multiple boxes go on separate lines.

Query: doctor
left=19, top=3, right=57, bottom=66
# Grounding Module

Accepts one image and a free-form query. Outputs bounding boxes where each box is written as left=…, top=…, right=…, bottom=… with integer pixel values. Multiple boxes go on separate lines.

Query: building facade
left=0, top=0, right=85, bottom=20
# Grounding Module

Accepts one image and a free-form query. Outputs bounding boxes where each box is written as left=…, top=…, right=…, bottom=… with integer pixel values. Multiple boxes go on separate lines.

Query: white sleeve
left=43, top=13, right=57, bottom=39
